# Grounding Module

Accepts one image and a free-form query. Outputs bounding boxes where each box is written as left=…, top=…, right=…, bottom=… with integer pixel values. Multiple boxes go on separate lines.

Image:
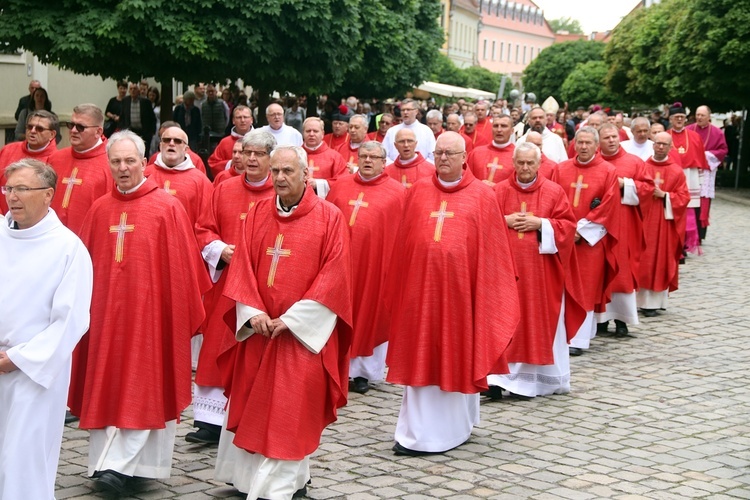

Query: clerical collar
left=27, top=140, right=53, bottom=153
left=577, top=156, right=595, bottom=165
left=358, top=172, right=382, bottom=182
left=244, top=174, right=269, bottom=187
left=516, top=176, right=538, bottom=189
left=492, top=139, right=512, bottom=149
left=438, top=176, right=462, bottom=188
left=672, top=127, right=685, bottom=134
left=399, top=155, right=418, bottom=165
left=118, top=177, right=148, bottom=194
left=306, top=142, right=323, bottom=152
left=155, top=154, right=194, bottom=171
left=8, top=219, right=19, bottom=229
left=276, top=195, right=302, bottom=215
left=349, top=142, right=362, bottom=149
left=75, top=137, right=103, bottom=154
left=231, top=127, right=246, bottom=139
left=651, top=156, right=669, bottom=163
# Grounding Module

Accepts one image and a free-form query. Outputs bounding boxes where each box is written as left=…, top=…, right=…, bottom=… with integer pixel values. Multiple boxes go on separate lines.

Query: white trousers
left=88, top=421, right=176, bottom=478
left=595, top=291, right=640, bottom=325
left=637, top=289, right=669, bottom=310
left=349, top=342, right=387, bottom=382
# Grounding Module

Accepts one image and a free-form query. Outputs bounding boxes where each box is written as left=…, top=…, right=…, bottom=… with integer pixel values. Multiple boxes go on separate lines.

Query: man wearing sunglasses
left=0, top=110, right=59, bottom=214
left=48, top=104, right=111, bottom=235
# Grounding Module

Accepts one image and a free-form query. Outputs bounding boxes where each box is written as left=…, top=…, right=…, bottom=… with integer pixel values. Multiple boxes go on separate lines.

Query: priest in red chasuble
left=525, top=131, right=557, bottom=179
left=386, top=131, right=519, bottom=456
left=69, top=131, right=210, bottom=495
left=207, top=104, right=253, bottom=179
left=48, top=104, right=112, bottom=236
left=488, top=143, right=585, bottom=399
left=552, top=127, right=620, bottom=357
left=335, top=114, right=369, bottom=175
left=384, top=128, right=435, bottom=189
left=467, top=114, right=515, bottom=187
left=637, top=132, right=691, bottom=316
left=302, top=117, right=348, bottom=199
left=327, top=141, right=405, bottom=394
left=597, top=124, right=654, bottom=336
left=189, top=130, right=277, bottom=447
left=212, top=139, right=244, bottom=186
left=218, top=145, right=353, bottom=499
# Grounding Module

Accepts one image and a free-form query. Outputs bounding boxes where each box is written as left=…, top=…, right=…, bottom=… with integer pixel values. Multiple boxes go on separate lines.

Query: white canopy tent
left=415, top=81, right=496, bottom=100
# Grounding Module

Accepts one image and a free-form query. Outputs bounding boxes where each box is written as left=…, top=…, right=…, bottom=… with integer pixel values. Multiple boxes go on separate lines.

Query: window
left=523, top=45, right=527, bottom=64
left=508, top=43, right=513, bottom=62
left=483, top=39, right=488, bottom=60
left=500, top=42, right=505, bottom=61
left=515, top=44, right=519, bottom=63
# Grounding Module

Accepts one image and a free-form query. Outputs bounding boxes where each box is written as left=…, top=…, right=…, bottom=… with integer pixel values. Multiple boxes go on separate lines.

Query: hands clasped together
left=249, top=313, right=290, bottom=339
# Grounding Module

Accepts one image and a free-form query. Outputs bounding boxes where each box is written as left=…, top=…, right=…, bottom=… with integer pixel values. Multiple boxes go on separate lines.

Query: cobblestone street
left=56, top=195, right=750, bottom=499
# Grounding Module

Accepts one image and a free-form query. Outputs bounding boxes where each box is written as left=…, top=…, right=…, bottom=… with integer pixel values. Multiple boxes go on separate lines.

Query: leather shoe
left=186, top=422, right=221, bottom=445
left=480, top=385, right=503, bottom=400
left=392, top=442, right=435, bottom=457
left=569, top=347, right=583, bottom=356
left=614, top=320, right=628, bottom=336
left=293, top=485, right=308, bottom=498
left=65, top=410, right=79, bottom=424
left=509, top=392, right=533, bottom=401
left=351, top=377, right=370, bottom=394
left=641, top=309, right=657, bottom=317
left=596, top=321, right=609, bottom=333
left=94, top=470, right=129, bottom=494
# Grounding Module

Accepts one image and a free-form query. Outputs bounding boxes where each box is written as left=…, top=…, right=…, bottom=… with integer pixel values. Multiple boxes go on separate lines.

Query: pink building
left=477, top=0, right=555, bottom=81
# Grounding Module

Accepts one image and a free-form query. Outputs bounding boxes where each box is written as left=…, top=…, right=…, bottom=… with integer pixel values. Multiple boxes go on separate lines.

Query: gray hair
left=359, top=140, right=386, bottom=158
left=513, top=142, right=541, bottom=162
left=270, top=145, right=308, bottom=172
left=349, top=114, right=368, bottom=126
left=73, top=103, right=104, bottom=127
left=241, top=129, right=276, bottom=154
left=576, top=126, right=600, bottom=143
left=107, top=130, right=146, bottom=158
left=4, top=158, right=57, bottom=190
left=426, top=109, right=443, bottom=121
left=631, top=117, right=650, bottom=129
left=27, top=109, right=58, bottom=131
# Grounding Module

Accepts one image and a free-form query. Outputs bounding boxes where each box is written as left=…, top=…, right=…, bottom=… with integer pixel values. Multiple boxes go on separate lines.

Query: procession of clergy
left=0, top=93, right=726, bottom=500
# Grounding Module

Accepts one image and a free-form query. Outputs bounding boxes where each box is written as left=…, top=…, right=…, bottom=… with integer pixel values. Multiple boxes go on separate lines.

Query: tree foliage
left=560, top=61, right=617, bottom=109
left=548, top=17, right=584, bottom=34
left=604, top=0, right=750, bottom=110
left=428, top=54, right=505, bottom=94
left=522, top=40, right=605, bottom=105
left=0, top=0, right=443, bottom=101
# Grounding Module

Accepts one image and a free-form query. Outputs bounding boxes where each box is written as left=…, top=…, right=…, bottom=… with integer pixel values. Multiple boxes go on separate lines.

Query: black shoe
left=509, top=392, right=533, bottom=401
left=569, top=347, right=583, bottom=356
left=94, top=470, right=129, bottom=495
left=614, top=320, right=628, bottom=336
left=186, top=421, right=221, bottom=444
left=351, top=377, right=370, bottom=394
left=293, top=485, right=308, bottom=498
left=596, top=321, right=609, bottom=333
left=392, top=442, right=436, bottom=457
left=641, top=309, right=657, bottom=317
left=480, top=385, right=503, bottom=400
left=65, top=410, right=79, bottom=424
left=679, top=258, right=686, bottom=264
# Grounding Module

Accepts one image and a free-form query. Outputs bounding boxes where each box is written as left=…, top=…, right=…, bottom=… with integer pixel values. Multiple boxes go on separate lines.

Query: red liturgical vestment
left=467, top=143, right=515, bottom=186
left=384, top=152, right=435, bottom=189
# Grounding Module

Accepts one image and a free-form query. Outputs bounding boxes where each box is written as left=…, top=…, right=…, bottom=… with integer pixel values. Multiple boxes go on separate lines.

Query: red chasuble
left=601, top=148, right=655, bottom=293
left=384, top=152, right=435, bottom=189
left=327, top=173, right=406, bottom=358
left=213, top=166, right=242, bottom=185
left=194, top=174, right=275, bottom=388
left=144, top=163, right=214, bottom=230
left=495, top=175, right=586, bottom=363
left=385, top=169, right=520, bottom=393
left=48, top=140, right=112, bottom=236
left=148, top=149, right=207, bottom=174
left=208, top=133, right=242, bottom=178
left=467, top=143, right=515, bottom=186
left=460, top=132, right=475, bottom=154
left=303, top=143, right=348, bottom=181
left=323, top=132, right=349, bottom=150
left=0, top=141, right=57, bottom=213
left=335, top=142, right=360, bottom=173
left=641, top=158, right=690, bottom=293
left=220, top=188, right=353, bottom=460
left=69, top=179, right=210, bottom=428
left=366, top=131, right=386, bottom=143
left=460, top=118, right=492, bottom=147
left=539, top=154, right=557, bottom=179
left=668, top=128, right=708, bottom=170
left=552, top=154, right=620, bottom=312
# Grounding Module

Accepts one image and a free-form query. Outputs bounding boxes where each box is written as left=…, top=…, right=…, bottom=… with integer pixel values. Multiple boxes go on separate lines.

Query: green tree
left=560, top=61, right=618, bottom=109
left=463, top=66, right=503, bottom=93
left=548, top=17, right=584, bottom=34
left=523, top=40, right=605, bottom=104
left=430, top=53, right=470, bottom=88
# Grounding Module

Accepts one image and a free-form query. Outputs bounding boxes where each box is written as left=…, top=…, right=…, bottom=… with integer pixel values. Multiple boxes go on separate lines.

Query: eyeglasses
left=66, top=121, right=99, bottom=133
left=267, top=113, right=283, bottom=117
left=161, top=137, right=186, bottom=145
left=26, top=124, right=52, bottom=133
left=2, top=185, right=51, bottom=195
left=358, top=154, right=385, bottom=161
left=242, top=150, right=269, bottom=157
left=433, top=150, right=464, bottom=158
left=401, top=107, right=417, bottom=112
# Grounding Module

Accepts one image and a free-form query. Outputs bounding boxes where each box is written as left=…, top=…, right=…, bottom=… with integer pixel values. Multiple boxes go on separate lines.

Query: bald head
left=395, top=128, right=417, bottom=160
left=446, top=113, right=462, bottom=132
left=526, top=131, right=543, bottom=150
left=434, top=131, right=466, bottom=182
left=652, top=131, right=673, bottom=161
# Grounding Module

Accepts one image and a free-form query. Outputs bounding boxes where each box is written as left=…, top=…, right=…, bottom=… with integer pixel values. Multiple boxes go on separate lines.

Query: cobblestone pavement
left=57, top=197, right=750, bottom=499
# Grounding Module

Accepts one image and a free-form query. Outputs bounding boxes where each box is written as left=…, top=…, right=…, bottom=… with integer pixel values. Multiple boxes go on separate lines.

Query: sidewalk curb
left=715, top=190, right=750, bottom=207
